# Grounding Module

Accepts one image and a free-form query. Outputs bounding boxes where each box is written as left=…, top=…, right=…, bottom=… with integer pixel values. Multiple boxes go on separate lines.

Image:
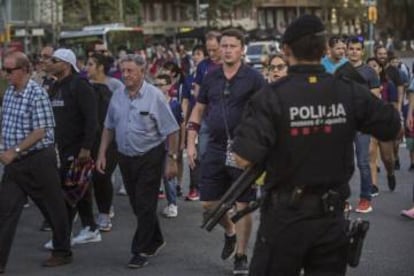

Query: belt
left=269, top=188, right=345, bottom=216
left=15, top=146, right=51, bottom=162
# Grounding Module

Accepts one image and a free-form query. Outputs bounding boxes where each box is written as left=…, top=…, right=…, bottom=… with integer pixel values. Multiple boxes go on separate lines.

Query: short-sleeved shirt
left=385, top=66, right=404, bottom=87
left=197, top=64, right=266, bottom=146
left=380, top=80, right=399, bottom=103
left=106, top=77, right=125, bottom=94
left=321, top=56, right=348, bottom=74
left=2, top=79, right=55, bottom=152
left=104, top=81, right=179, bottom=156
left=355, top=64, right=380, bottom=90
left=169, top=98, right=183, bottom=125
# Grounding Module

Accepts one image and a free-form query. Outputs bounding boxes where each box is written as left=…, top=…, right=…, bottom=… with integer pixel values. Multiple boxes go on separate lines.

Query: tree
left=206, top=0, right=252, bottom=27
left=377, top=0, right=414, bottom=40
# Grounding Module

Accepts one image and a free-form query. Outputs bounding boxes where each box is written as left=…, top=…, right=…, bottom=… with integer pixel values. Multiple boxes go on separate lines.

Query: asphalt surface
left=1, top=145, right=413, bottom=276
left=3, top=58, right=414, bottom=275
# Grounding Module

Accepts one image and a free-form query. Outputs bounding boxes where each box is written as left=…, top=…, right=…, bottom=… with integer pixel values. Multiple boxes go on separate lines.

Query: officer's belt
left=269, top=188, right=345, bottom=216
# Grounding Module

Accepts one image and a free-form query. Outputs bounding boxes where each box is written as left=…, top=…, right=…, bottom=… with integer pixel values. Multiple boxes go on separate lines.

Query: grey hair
left=119, top=54, right=146, bottom=67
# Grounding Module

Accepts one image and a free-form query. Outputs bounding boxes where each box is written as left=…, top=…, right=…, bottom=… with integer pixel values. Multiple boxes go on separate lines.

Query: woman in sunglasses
left=267, top=53, right=288, bottom=83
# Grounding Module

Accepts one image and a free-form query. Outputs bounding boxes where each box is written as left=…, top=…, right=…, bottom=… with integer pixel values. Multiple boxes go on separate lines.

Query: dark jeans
left=249, top=192, right=348, bottom=276
left=118, top=143, right=165, bottom=255
left=92, top=143, right=118, bottom=214
left=0, top=147, right=72, bottom=268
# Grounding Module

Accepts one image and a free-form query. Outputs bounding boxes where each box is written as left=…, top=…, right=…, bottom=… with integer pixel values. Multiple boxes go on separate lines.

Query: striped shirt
left=2, top=79, right=55, bottom=152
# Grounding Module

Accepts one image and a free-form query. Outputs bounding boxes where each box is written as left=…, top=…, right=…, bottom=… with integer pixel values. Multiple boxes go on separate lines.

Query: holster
left=346, top=219, right=370, bottom=267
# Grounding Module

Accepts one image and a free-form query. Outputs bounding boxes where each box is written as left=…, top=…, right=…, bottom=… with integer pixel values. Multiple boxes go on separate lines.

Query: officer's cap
left=282, top=14, right=326, bottom=45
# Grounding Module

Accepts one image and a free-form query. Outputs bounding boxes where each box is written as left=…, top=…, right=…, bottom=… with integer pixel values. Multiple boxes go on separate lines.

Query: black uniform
left=233, top=64, right=401, bottom=275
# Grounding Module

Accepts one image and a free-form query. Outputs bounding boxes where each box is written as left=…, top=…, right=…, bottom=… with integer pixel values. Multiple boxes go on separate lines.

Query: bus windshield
left=59, top=24, right=144, bottom=57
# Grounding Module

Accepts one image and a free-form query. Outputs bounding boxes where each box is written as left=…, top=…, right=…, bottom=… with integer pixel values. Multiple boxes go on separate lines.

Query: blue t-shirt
left=169, top=99, right=183, bottom=125
left=321, top=56, right=348, bottom=74
left=197, top=64, right=266, bottom=146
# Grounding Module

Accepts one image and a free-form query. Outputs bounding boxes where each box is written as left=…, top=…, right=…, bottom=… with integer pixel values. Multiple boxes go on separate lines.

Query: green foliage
left=62, top=0, right=141, bottom=27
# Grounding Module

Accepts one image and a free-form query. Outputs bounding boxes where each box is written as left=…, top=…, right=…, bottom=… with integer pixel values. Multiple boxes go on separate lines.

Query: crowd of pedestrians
left=0, top=16, right=413, bottom=275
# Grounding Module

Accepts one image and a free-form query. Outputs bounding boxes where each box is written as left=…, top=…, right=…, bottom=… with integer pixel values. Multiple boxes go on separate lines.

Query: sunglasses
left=2, top=67, right=22, bottom=74
left=51, top=58, right=63, bottom=64
left=269, top=64, right=287, bottom=71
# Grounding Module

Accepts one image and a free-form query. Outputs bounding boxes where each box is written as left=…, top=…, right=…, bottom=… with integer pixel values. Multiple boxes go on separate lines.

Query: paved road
left=3, top=145, right=414, bottom=276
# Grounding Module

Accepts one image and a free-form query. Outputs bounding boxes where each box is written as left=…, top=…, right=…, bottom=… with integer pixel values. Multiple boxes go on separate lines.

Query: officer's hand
left=233, top=153, right=252, bottom=169
left=187, top=143, right=198, bottom=170
left=96, top=154, right=106, bottom=174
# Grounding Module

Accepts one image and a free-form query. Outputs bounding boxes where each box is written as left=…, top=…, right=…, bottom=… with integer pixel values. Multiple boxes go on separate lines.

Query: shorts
left=406, top=137, right=414, bottom=151
left=199, top=145, right=256, bottom=202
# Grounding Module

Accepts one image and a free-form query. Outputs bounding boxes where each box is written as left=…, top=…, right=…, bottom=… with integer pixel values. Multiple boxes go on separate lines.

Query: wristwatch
left=168, top=153, right=178, bottom=161
left=14, top=147, right=21, bottom=156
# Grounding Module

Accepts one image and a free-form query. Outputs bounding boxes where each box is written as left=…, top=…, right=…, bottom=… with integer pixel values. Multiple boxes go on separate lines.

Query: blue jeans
left=163, top=176, right=177, bottom=205
left=355, top=132, right=372, bottom=200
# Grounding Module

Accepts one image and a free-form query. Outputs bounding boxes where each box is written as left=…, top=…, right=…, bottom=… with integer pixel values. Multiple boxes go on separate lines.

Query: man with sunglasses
left=46, top=48, right=101, bottom=248
left=0, top=51, right=73, bottom=273
left=321, top=35, right=348, bottom=74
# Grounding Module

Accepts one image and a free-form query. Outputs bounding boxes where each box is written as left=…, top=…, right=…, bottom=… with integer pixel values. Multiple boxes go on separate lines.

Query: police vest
left=266, top=73, right=357, bottom=193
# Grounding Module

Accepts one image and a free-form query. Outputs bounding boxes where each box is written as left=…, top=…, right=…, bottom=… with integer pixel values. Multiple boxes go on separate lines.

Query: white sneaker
left=117, top=185, right=127, bottom=196
left=44, top=238, right=75, bottom=250
left=97, top=213, right=112, bottom=232
left=72, top=226, right=102, bottom=244
left=162, top=204, right=178, bottom=218
left=109, top=205, right=115, bottom=219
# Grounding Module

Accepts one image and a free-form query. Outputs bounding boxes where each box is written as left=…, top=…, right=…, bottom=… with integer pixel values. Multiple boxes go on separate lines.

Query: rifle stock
left=201, top=163, right=264, bottom=232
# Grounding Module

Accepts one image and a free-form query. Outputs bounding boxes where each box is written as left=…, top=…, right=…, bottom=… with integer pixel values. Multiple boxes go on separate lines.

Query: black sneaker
left=128, top=255, right=148, bottom=269
left=371, top=185, right=379, bottom=197
left=233, top=254, right=248, bottom=275
left=387, top=174, right=396, bottom=191
left=140, top=241, right=166, bottom=257
left=40, top=220, right=52, bottom=232
left=221, top=233, right=237, bottom=260
left=409, top=164, right=414, bottom=171
left=395, top=159, right=400, bottom=170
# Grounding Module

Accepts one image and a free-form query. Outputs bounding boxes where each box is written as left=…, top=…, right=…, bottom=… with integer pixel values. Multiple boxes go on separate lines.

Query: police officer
left=231, top=15, right=401, bottom=275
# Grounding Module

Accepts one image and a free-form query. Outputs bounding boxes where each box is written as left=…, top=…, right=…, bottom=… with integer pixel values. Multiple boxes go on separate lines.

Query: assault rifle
left=201, top=164, right=264, bottom=232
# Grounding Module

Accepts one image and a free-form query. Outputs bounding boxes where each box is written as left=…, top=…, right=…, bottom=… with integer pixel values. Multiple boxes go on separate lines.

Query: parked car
left=245, top=41, right=280, bottom=69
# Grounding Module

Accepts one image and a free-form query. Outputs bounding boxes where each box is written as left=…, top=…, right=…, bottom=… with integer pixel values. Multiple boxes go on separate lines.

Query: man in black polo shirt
left=187, top=29, right=266, bottom=275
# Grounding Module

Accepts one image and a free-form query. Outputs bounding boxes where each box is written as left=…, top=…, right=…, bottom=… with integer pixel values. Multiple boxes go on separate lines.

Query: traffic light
left=0, top=24, right=11, bottom=43
left=368, top=6, right=377, bottom=23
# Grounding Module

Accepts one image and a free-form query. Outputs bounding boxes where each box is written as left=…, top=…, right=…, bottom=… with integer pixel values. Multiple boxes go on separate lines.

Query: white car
left=245, top=41, right=280, bottom=69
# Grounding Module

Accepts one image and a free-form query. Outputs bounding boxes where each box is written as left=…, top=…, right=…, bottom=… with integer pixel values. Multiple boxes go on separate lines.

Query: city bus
left=59, top=23, right=144, bottom=56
